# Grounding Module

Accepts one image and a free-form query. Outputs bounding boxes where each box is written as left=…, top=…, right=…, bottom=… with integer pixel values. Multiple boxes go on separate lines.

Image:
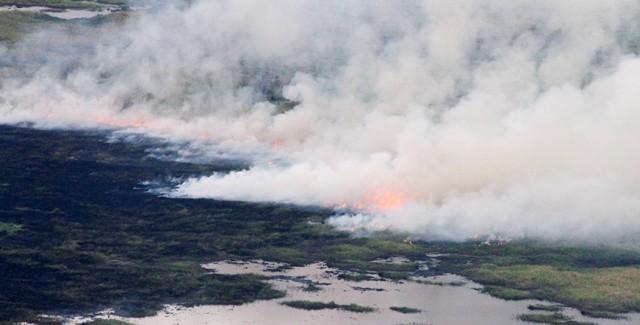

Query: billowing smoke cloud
left=2, top=0, right=640, bottom=242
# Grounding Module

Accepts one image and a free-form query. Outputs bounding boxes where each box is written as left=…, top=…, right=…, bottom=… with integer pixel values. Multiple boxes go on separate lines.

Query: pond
left=66, top=259, right=640, bottom=325
left=0, top=5, right=117, bottom=20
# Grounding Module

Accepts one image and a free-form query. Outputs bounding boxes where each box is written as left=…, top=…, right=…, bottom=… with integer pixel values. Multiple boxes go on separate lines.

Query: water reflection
left=0, top=5, right=117, bottom=20
left=76, top=260, right=640, bottom=325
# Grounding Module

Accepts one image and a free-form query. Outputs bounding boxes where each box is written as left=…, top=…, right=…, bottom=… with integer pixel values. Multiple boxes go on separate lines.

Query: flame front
left=95, top=115, right=150, bottom=129
left=328, top=190, right=408, bottom=212
left=367, top=190, right=407, bottom=210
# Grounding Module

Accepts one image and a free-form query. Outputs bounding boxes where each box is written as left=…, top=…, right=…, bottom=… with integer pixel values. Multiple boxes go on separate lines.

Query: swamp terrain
left=2, top=3, right=640, bottom=324
left=2, top=124, right=640, bottom=324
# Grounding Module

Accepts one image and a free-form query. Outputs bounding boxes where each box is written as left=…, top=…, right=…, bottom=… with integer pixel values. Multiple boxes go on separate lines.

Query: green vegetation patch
left=481, top=285, right=533, bottom=300
left=528, top=304, right=563, bottom=312
left=0, top=10, right=61, bottom=42
left=302, top=283, right=322, bottom=292
left=255, top=246, right=309, bottom=266
left=466, top=264, right=640, bottom=315
left=389, top=306, right=421, bottom=314
left=326, top=244, right=378, bottom=261
left=337, top=272, right=378, bottom=282
left=325, top=239, right=422, bottom=262
left=579, top=309, right=625, bottom=319
left=414, top=279, right=465, bottom=287
left=0, top=222, right=22, bottom=235
left=281, top=300, right=375, bottom=313
left=0, top=0, right=122, bottom=10
left=517, top=312, right=594, bottom=325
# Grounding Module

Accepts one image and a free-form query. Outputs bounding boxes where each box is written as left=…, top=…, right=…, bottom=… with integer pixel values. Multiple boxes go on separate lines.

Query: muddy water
left=74, top=260, right=640, bottom=325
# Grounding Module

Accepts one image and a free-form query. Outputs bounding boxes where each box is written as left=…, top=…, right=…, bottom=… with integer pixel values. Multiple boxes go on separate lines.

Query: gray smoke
left=2, top=0, right=640, bottom=242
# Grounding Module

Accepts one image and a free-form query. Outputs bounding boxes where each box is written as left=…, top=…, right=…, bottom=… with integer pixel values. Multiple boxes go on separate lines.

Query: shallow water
left=70, top=260, right=640, bottom=325
left=0, top=5, right=115, bottom=20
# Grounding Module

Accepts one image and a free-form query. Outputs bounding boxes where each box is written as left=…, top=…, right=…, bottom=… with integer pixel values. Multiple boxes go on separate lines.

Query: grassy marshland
left=466, top=264, right=640, bottom=316
left=517, top=312, right=595, bottom=325
left=0, top=125, right=430, bottom=323
left=389, top=306, right=421, bottom=314
left=3, top=125, right=640, bottom=324
left=281, top=300, right=375, bottom=313
left=0, top=11, right=60, bottom=42
left=528, top=304, right=563, bottom=312
left=0, top=0, right=126, bottom=10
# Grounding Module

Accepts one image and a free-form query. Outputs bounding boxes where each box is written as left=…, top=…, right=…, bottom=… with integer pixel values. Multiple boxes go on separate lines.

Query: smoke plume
left=2, top=0, right=640, bottom=242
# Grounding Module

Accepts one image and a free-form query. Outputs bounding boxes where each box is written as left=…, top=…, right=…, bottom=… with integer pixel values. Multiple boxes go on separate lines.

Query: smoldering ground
left=2, top=0, right=640, bottom=242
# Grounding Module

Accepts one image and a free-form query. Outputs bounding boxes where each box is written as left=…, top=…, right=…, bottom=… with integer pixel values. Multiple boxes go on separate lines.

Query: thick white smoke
left=2, top=0, right=640, bottom=242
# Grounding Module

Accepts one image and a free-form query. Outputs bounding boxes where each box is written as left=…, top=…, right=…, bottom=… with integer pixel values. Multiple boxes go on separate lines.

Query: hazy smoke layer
left=2, top=1, right=640, bottom=242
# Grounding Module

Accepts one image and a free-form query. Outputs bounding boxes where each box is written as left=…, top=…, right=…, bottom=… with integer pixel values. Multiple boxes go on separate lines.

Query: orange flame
left=367, top=190, right=407, bottom=210
left=328, top=190, right=408, bottom=212
left=271, top=138, right=284, bottom=149
left=95, top=115, right=150, bottom=129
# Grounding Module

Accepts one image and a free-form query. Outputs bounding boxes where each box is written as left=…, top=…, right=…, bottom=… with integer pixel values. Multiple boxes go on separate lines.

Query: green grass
left=579, top=309, right=624, bottom=319
left=481, top=285, right=533, bottom=300
left=0, top=0, right=133, bottom=43
left=517, top=313, right=594, bottom=325
left=389, top=306, right=421, bottom=314
left=302, top=283, right=322, bottom=292
left=281, top=300, right=375, bottom=313
left=324, top=239, right=422, bottom=262
left=528, top=304, right=563, bottom=312
left=413, top=279, right=466, bottom=286
left=466, top=264, right=640, bottom=314
left=376, top=271, right=410, bottom=281
left=0, top=0, right=124, bottom=10
left=0, top=11, right=60, bottom=42
left=337, top=272, right=378, bottom=282
left=326, top=244, right=378, bottom=261
left=255, top=246, right=309, bottom=265
left=0, top=222, right=22, bottom=235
